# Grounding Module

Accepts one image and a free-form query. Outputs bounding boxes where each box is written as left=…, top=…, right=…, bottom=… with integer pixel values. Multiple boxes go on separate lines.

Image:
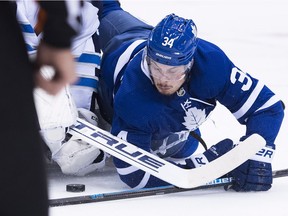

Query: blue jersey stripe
left=25, top=43, right=36, bottom=52
left=75, top=53, right=101, bottom=65
left=20, top=24, right=35, bottom=33
left=73, top=77, right=98, bottom=89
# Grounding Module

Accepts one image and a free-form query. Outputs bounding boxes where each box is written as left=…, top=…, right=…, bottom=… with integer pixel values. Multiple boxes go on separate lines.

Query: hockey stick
left=68, top=118, right=265, bottom=189
left=49, top=168, right=288, bottom=207
left=68, top=118, right=265, bottom=188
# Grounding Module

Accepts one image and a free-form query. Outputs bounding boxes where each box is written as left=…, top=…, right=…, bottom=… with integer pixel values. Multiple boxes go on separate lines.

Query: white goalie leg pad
left=53, top=137, right=106, bottom=176
left=34, top=66, right=78, bottom=157
left=40, top=126, right=66, bottom=155
left=34, top=66, right=78, bottom=130
left=52, top=108, right=105, bottom=176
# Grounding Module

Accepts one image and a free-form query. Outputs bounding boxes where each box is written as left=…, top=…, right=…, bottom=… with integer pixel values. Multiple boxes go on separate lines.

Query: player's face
left=148, top=58, right=188, bottom=95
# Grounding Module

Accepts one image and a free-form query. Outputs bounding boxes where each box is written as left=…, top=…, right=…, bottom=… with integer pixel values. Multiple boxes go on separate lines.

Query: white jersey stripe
left=117, top=165, right=139, bottom=175
left=255, top=95, right=280, bottom=113
left=233, top=81, right=264, bottom=119
left=113, top=39, right=146, bottom=84
left=117, top=165, right=151, bottom=189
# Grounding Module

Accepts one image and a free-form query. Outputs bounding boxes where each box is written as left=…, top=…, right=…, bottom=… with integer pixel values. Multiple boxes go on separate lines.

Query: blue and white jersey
left=101, top=36, right=284, bottom=189
left=16, top=1, right=40, bottom=55
left=16, top=0, right=101, bottom=110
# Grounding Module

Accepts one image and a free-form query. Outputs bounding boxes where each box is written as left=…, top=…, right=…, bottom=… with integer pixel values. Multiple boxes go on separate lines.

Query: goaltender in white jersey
left=16, top=0, right=106, bottom=176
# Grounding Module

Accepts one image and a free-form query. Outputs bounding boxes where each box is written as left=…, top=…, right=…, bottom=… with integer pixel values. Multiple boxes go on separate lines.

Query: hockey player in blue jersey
left=95, top=1, right=284, bottom=191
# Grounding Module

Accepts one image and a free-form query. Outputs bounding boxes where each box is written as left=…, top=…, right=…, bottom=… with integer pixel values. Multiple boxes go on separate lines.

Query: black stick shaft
left=272, top=168, right=288, bottom=178
left=49, top=168, right=288, bottom=207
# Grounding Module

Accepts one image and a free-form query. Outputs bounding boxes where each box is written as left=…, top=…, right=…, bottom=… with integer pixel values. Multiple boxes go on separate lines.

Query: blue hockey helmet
left=147, top=13, right=198, bottom=66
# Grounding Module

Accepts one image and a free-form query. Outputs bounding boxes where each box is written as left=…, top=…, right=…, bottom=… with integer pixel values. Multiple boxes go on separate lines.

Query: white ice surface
left=49, top=1, right=288, bottom=215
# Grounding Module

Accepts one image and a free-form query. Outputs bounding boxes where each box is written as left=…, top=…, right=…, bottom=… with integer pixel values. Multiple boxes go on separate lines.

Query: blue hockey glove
left=229, top=144, right=275, bottom=192
left=183, top=138, right=234, bottom=169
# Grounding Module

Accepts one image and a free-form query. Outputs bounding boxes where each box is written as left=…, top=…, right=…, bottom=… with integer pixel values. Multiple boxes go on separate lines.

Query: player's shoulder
left=189, top=39, right=234, bottom=99
left=196, top=38, right=228, bottom=60
left=194, top=38, right=233, bottom=74
left=104, top=40, right=147, bottom=66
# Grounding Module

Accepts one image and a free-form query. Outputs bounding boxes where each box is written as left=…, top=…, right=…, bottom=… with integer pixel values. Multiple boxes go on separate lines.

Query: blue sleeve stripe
left=20, top=24, right=35, bottom=33
left=73, top=77, right=98, bottom=89
left=26, top=44, right=36, bottom=52
left=75, top=53, right=101, bottom=65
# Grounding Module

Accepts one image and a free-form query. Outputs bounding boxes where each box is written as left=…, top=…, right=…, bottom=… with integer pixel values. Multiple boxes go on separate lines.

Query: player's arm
left=111, top=126, right=171, bottom=188
left=221, top=69, right=284, bottom=191
left=212, top=50, right=285, bottom=191
left=35, top=1, right=83, bottom=95
left=112, top=123, right=235, bottom=189
left=37, top=1, right=82, bottom=48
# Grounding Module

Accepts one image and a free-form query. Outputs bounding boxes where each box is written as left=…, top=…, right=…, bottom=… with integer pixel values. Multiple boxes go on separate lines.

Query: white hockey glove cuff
left=250, top=146, right=275, bottom=163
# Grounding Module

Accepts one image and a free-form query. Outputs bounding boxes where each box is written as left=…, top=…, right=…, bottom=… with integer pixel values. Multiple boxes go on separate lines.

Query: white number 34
left=162, top=37, right=175, bottom=48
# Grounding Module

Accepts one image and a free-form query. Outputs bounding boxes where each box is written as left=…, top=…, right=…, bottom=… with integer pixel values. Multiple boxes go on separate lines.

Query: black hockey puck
left=66, top=184, right=85, bottom=192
